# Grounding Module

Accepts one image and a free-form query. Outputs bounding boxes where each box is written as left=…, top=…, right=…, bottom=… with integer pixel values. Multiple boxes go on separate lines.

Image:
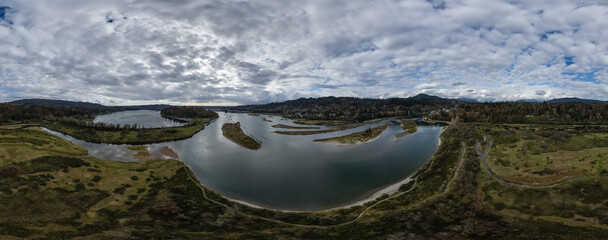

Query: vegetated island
left=160, top=106, right=219, bottom=122
left=395, top=120, right=418, bottom=138
left=221, top=122, right=262, bottom=150
left=291, top=118, right=351, bottom=125
left=271, top=124, right=321, bottom=130
left=273, top=122, right=370, bottom=135
left=314, top=124, right=389, bottom=145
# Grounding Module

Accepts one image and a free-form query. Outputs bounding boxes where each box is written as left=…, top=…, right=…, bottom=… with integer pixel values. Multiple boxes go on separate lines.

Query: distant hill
left=9, top=99, right=173, bottom=110
left=456, top=97, right=480, bottom=103
left=229, top=94, right=458, bottom=121
left=10, top=99, right=108, bottom=109
left=546, top=97, right=607, bottom=103
left=515, top=99, right=542, bottom=103
left=117, top=104, right=173, bottom=111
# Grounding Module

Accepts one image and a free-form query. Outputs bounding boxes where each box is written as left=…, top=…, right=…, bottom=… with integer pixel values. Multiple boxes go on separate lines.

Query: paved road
left=475, top=141, right=585, bottom=187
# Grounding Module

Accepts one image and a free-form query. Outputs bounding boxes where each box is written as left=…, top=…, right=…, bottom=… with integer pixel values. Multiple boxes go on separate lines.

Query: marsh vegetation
left=314, top=124, right=389, bottom=145
left=221, top=122, right=262, bottom=150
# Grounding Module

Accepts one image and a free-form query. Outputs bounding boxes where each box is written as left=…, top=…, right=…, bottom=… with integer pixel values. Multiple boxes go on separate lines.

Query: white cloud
left=0, top=0, right=608, bottom=105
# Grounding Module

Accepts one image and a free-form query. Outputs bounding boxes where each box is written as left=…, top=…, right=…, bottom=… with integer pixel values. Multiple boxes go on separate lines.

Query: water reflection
left=94, top=110, right=184, bottom=128
left=47, top=111, right=444, bottom=211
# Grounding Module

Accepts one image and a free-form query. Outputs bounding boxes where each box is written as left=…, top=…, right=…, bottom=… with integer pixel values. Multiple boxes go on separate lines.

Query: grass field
left=0, top=125, right=88, bottom=165
left=479, top=124, right=608, bottom=183
left=3, top=123, right=608, bottom=239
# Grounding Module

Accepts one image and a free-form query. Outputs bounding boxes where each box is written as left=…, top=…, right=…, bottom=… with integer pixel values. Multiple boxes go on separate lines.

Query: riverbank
left=210, top=173, right=415, bottom=213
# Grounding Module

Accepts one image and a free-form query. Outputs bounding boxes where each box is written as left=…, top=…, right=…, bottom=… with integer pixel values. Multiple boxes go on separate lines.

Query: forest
left=230, top=94, right=459, bottom=121
left=0, top=103, right=104, bottom=124
left=4, top=97, right=608, bottom=126
left=160, top=106, right=219, bottom=119
left=438, top=101, right=608, bottom=124
left=229, top=95, right=608, bottom=125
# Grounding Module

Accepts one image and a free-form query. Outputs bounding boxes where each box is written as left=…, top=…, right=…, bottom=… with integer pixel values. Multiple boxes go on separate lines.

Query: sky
left=1, top=0, right=608, bottom=106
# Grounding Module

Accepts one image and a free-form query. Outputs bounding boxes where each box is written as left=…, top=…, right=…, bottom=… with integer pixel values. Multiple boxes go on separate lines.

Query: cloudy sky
left=1, top=0, right=608, bottom=105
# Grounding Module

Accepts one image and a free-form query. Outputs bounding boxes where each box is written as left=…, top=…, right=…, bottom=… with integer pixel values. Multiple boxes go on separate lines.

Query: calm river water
left=47, top=111, right=444, bottom=211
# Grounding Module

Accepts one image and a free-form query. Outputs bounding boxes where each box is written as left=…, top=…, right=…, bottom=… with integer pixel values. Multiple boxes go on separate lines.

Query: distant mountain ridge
left=9, top=99, right=173, bottom=110
left=228, top=93, right=460, bottom=121
left=10, top=99, right=107, bottom=109
left=546, top=97, right=607, bottom=103
left=7, top=94, right=608, bottom=110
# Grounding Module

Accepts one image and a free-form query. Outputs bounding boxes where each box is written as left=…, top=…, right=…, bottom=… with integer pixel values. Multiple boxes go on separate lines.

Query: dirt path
left=440, top=142, right=467, bottom=193
left=475, top=141, right=585, bottom=187
left=183, top=140, right=469, bottom=228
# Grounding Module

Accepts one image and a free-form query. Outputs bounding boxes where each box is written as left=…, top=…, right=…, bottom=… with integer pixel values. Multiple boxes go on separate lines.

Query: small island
left=221, top=122, right=262, bottom=150
left=395, top=120, right=418, bottom=138
left=160, top=106, right=218, bottom=121
left=271, top=124, right=321, bottom=130
left=314, top=124, right=389, bottom=145
left=273, top=122, right=369, bottom=135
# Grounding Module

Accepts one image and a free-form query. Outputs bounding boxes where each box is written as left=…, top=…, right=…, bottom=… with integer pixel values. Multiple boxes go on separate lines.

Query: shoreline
left=199, top=135, right=444, bottom=213
left=216, top=176, right=415, bottom=213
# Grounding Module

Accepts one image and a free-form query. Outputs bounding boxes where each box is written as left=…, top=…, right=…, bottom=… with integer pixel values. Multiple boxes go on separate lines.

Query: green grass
left=480, top=124, right=608, bottom=183
left=314, top=124, right=389, bottom=144
left=0, top=126, right=88, bottom=165
left=395, top=120, right=418, bottom=138
left=42, top=118, right=213, bottom=144
left=4, top=123, right=608, bottom=239
left=221, top=122, right=261, bottom=150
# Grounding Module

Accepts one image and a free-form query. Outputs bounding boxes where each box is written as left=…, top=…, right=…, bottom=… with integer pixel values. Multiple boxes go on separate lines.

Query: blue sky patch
left=564, top=56, right=575, bottom=66
left=540, top=30, right=561, bottom=41
left=563, top=71, right=598, bottom=83
left=0, top=6, right=12, bottom=24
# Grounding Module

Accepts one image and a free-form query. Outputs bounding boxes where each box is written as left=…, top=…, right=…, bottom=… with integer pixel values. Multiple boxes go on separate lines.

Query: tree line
left=160, top=106, right=218, bottom=119
left=0, top=103, right=105, bottom=124
left=230, top=94, right=458, bottom=122
left=436, top=102, right=608, bottom=124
